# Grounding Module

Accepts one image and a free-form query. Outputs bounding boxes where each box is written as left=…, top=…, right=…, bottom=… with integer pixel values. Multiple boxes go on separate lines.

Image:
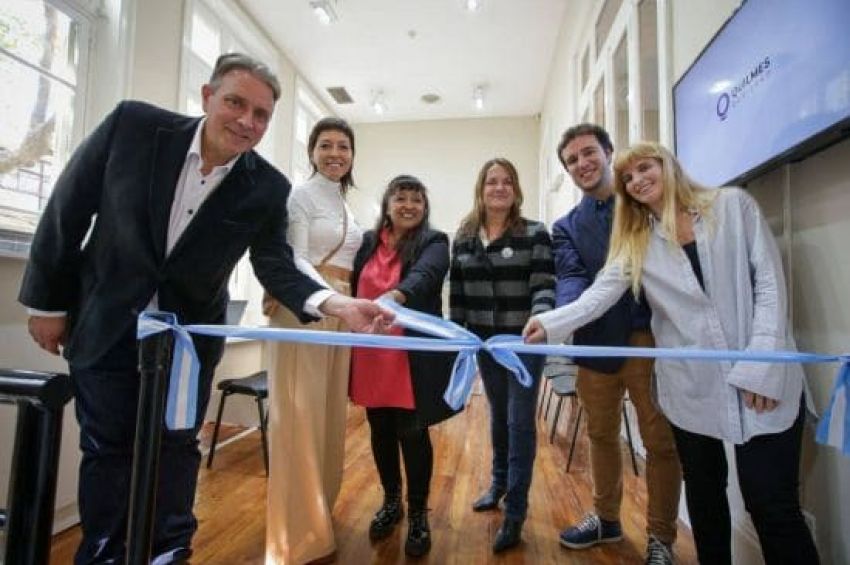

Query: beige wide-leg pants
left=265, top=274, right=351, bottom=564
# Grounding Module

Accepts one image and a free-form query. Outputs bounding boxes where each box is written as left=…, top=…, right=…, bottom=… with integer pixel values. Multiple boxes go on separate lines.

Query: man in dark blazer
left=19, top=53, right=386, bottom=564
left=551, top=124, right=680, bottom=564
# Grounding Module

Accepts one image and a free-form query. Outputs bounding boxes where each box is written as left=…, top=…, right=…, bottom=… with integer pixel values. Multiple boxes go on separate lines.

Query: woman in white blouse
left=265, top=117, right=364, bottom=564
left=524, top=142, right=818, bottom=565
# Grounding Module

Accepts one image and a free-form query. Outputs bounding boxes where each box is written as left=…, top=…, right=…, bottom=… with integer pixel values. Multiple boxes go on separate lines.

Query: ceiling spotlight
left=473, top=85, right=486, bottom=110
left=310, top=0, right=338, bottom=25
left=371, top=91, right=387, bottom=115
left=465, top=0, right=482, bottom=12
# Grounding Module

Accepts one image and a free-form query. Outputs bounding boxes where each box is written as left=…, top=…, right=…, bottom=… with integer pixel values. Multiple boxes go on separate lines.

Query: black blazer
left=352, top=228, right=460, bottom=428
left=19, top=101, right=323, bottom=369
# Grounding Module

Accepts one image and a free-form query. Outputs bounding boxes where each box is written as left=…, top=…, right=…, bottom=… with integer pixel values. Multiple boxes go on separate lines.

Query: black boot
left=472, top=486, right=506, bottom=512
left=493, top=517, right=523, bottom=553
left=369, top=490, right=404, bottom=541
left=404, top=508, right=431, bottom=557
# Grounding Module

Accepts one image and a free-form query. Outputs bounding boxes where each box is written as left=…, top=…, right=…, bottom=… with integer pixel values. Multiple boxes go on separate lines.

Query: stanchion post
left=125, top=325, right=173, bottom=565
left=3, top=384, right=68, bottom=565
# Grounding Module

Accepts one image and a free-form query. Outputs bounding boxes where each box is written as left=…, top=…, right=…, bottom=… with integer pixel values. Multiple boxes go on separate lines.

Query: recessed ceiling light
left=421, top=93, right=441, bottom=104
left=310, top=0, right=338, bottom=25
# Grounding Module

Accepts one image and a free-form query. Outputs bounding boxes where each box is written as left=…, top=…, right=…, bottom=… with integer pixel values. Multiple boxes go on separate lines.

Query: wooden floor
left=51, top=391, right=697, bottom=564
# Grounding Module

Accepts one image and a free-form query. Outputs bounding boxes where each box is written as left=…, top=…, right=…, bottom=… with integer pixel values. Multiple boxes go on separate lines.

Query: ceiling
left=239, top=0, right=568, bottom=124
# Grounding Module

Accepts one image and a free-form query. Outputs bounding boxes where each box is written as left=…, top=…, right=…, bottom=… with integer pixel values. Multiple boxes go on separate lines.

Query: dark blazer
left=19, top=101, right=323, bottom=370
left=352, top=228, right=459, bottom=428
left=552, top=195, right=649, bottom=373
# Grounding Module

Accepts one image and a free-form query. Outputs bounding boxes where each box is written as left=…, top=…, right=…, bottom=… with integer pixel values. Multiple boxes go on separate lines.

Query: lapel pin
left=501, top=247, right=514, bottom=259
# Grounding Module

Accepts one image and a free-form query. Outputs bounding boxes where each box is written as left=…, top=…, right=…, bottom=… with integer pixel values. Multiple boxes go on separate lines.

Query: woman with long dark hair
left=350, top=175, right=458, bottom=557
left=265, top=117, right=364, bottom=564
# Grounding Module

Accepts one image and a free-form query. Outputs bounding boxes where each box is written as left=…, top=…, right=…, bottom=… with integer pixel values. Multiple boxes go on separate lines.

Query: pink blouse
left=349, top=228, right=415, bottom=409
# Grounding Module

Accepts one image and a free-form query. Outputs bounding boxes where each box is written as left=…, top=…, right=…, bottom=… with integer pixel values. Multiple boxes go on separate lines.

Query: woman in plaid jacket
left=450, top=157, right=555, bottom=553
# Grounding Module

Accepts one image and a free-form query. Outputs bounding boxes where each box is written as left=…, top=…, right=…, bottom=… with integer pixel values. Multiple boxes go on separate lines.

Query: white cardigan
left=536, top=188, right=803, bottom=443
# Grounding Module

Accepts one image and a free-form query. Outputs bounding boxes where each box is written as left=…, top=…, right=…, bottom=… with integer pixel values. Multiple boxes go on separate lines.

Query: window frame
left=0, top=0, right=95, bottom=258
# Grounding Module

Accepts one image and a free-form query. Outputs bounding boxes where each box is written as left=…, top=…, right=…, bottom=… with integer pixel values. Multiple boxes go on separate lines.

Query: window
left=639, top=0, right=660, bottom=141
left=579, top=45, right=590, bottom=95
left=290, top=79, right=327, bottom=185
left=0, top=0, right=90, bottom=255
left=576, top=0, right=669, bottom=147
left=595, top=0, right=624, bottom=55
left=613, top=34, right=629, bottom=149
left=181, top=0, right=275, bottom=160
left=593, top=80, right=605, bottom=129
left=180, top=0, right=279, bottom=311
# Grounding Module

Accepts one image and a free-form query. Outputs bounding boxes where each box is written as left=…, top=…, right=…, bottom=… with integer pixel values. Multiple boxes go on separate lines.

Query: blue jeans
left=478, top=352, right=543, bottom=522
left=70, top=331, right=218, bottom=564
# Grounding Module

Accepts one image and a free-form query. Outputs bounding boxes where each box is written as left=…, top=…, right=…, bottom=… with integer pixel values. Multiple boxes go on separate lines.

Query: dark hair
left=208, top=52, right=280, bottom=101
left=556, top=123, right=614, bottom=168
left=307, top=117, right=356, bottom=193
left=458, top=157, right=525, bottom=237
left=374, top=174, right=431, bottom=267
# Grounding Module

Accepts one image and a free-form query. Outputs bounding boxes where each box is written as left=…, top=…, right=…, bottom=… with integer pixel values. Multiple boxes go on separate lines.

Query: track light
left=473, top=85, right=485, bottom=110
left=465, top=0, right=482, bottom=12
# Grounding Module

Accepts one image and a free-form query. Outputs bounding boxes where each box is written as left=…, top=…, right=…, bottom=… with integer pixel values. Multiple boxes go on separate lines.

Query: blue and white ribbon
left=137, top=306, right=850, bottom=457
left=816, top=362, right=850, bottom=455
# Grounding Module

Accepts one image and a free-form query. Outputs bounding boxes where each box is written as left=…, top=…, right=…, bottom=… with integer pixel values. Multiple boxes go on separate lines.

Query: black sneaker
left=645, top=535, right=675, bottom=565
left=404, top=509, right=431, bottom=557
left=558, top=513, right=623, bottom=549
left=368, top=493, right=403, bottom=541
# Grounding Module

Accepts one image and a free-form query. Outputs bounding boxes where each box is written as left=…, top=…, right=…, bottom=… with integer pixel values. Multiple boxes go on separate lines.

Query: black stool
left=206, top=370, right=269, bottom=475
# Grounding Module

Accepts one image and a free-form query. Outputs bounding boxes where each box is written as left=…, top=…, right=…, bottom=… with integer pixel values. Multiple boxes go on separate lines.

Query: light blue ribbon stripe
left=136, top=307, right=850, bottom=457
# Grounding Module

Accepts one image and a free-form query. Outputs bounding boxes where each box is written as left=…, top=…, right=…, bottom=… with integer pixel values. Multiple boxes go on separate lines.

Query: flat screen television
left=673, top=0, right=850, bottom=187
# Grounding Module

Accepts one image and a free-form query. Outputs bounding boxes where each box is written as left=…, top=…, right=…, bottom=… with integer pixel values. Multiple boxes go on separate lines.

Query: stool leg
left=543, top=385, right=555, bottom=422
left=257, top=396, right=269, bottom=476
left=207, top=391, right=228, bottom=469
left=537, top=378, right=549, bottom=418
left=566, top=403, right=583, bottom=473
left=550, top=396, right=564, bottom=444
left=622, top=404, right=639, bottom=476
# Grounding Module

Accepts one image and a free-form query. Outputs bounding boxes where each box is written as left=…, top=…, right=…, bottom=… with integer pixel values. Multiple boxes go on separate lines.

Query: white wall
left=349, top=117, right=541, bottom=235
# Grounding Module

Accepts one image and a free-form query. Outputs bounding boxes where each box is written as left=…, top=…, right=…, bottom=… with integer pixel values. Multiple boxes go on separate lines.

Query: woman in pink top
left=350, top=175, right=458, bottom=557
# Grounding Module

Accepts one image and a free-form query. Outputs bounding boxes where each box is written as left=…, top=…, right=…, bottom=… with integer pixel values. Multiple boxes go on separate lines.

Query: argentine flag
left=816, top=362, right=850, bottom=456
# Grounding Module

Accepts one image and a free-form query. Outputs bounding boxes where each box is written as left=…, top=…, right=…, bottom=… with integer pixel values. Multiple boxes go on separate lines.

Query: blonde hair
left=458, top=158, right=525, bottom=236
left=608, top=142, right=717, bottom=295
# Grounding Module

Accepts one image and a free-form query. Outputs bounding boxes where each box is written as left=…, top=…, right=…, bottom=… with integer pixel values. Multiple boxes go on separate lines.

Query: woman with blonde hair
left=450, top=157, right=555, bottom=553
left=524, top=142, right=818, bottom=564
left=264, top=117, right=363, bottom=564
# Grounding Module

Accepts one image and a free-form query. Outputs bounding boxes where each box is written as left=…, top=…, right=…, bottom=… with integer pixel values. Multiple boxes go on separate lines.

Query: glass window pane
left=0, top=2, right=78, bottom=84
left=613, top=34, right=629, bottom=148
left=295, top=108, right=309, bottom=145
left=595, top=0, right=624, bottom=54
left=639, top=0, right=660, bottom=141
left=191, top=9, right=220, bottom=68
left=0, top=1, right=81, bottom=226
left=580, top=46, right=590, bottom=94
left=594, top=80, right=605, bottom=128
